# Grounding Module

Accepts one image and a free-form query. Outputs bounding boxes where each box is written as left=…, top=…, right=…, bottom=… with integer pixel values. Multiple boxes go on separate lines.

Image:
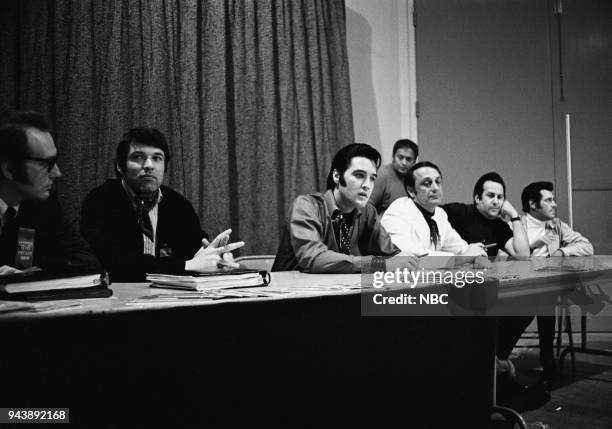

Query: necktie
left=427, top=218, right=440, bottom=248
left=338, top=214, right=353, bottom=255
left=136, top=200, right=154, bottom=241
left=1, top=207, right=17, bottom=234
left=416, top=204, right=440, bottom=248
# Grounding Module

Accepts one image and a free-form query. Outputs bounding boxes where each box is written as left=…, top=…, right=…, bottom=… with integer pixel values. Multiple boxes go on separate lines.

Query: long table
left=1, top=258, right=611, bottom=428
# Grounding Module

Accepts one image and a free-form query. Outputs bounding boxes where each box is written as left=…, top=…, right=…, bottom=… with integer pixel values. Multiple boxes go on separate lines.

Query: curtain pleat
left=0, top=0, right=354, bottom=255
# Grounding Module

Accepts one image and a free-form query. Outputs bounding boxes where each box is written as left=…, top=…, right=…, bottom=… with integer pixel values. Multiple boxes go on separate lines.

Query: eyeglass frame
left=22, top=156, right=59, bottom=173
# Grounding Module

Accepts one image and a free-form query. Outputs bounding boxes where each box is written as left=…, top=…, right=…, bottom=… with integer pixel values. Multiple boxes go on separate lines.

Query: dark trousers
left=536, top=315, right=556, bottom=364
left=497, top=316, right=534, bottom=359
left=497, top=315, right=556, bottom=365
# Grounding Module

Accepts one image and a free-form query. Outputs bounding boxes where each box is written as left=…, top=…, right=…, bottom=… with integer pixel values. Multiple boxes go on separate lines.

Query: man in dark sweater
left=368, top=139, right=418, bottom=214
left=81, top=127, right=242, bottom=282
left=443, top=172, right=529, bottom=258
left=0, top=110, right=100, bottom=275
left=444, top=172, right=549, bottom=410
left=444, top=172, right=532, bottom=360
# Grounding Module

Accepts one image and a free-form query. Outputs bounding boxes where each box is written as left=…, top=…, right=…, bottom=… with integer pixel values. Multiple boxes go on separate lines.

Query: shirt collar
left=525, top=212, right=545, bottom=226
left=121, top=179, right=163, bottom=209
left=0, top=197, right=19, bottom=218
left=471, top=203, right=494, bottom=222
left=414, top=201, right=436, bottom=219
left=390, top=164, right=405, bottom=180
left=524, top=212, right=556, bottom=229
left=323, top=189, right=361, bottom=221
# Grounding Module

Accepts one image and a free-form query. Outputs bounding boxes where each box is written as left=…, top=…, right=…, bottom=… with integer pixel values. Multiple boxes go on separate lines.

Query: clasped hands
left=185, top=228, right=245, bottom=272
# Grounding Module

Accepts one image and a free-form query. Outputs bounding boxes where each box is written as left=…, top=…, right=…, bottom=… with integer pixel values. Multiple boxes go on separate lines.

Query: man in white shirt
left=381, top=161, right=487, bottom=265
left=520, top=181, right=594, bottom=380
left=521, top=181, right=593, bottom=257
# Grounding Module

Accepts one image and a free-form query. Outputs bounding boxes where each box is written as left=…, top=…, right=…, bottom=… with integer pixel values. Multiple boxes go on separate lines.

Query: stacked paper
left=146, top=272, right=264, bottom=291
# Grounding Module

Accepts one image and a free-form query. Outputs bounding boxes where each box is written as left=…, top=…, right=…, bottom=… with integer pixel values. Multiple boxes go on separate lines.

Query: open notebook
left=147, top=268, right=270, bottom=291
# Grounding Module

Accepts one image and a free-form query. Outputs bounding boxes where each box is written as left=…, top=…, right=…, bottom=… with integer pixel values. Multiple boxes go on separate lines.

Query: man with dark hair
left=272, top=143, right=418, bottom=273
left=444, top=171, right=529, bottom=257
left=113, top=127, right=171, bottom=179
left=520, top=181, right=592, bottom=257
left=0, top=110, right=100, bottom=274
left=81, top=127, right=242, bottom=282
left=369, top=139, right=418, bottom=214
left=521, top=181, right=593, bottom=379
left=441, top=173, right=544, bottom=408
left=381, top=161, right=487, bottom=261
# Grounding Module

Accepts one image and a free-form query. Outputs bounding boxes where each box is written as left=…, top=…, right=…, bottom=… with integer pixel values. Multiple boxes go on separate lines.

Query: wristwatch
left=510, top=216, right=521, bottom=222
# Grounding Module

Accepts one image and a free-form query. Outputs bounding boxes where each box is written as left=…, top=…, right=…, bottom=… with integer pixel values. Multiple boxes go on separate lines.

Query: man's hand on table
left=385, top=254, right=419, bottom=272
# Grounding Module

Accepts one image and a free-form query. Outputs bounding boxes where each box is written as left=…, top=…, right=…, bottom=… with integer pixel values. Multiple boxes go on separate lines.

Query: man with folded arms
left=272, top=143, right=418, bottom=273
left=81, top=127, right=242, bottom=282
left=521, top=181, right=593, bottom=380
left=0, top=110, right=100, bottom=275
left=381, top=161, right=487, bottom=266
left=369, top=139, right=418, bottom=214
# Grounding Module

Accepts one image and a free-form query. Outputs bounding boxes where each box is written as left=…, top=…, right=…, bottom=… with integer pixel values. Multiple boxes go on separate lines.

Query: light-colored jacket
left=521, top=214, right=594, bottom=256
left=381, top=197, right=468, bottom=256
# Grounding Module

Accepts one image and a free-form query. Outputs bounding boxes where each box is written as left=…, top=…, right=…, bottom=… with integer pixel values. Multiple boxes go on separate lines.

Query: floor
left=506, top=331, right=612, bottom=429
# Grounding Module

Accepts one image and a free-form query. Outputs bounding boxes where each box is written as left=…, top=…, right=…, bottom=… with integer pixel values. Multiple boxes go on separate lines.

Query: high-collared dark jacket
left=0, top=193, right=101, bottom=274
left=81, top=179, right=205, bottom=282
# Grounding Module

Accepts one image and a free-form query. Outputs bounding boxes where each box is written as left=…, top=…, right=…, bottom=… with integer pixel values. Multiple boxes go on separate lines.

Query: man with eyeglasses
left=0, top=110, right=100, bottom=275
left=81, top=127, right=243, bottom=282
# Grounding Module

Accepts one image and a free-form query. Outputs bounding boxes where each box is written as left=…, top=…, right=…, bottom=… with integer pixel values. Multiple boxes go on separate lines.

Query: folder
left=147, top=268, right=270, bottom=291
left=0, top=271, right=112, bottom=301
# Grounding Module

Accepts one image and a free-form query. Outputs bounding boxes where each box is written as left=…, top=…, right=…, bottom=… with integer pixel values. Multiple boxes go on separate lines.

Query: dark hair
left=326, top=143, right=381, bottom=190
left=473, top=172, right=506, bottom=202
left=404, top=161, right=442, bottom=190
left=521, top=181, right=554, bottom=212
left=0, top=110, right=51, bottom=181
left=392, top=139, right=419, bottom=158
left=115, top=127, right=171, bottom=177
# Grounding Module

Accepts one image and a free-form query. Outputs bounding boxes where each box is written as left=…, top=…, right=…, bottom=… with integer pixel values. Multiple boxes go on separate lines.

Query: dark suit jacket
left=0, top=193, right=101, bottom=274
left=81, top=179, right=206, bottom=282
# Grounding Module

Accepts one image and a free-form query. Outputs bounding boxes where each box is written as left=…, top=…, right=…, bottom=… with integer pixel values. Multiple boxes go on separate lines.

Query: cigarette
left=483, top=243, right=497, bottom=249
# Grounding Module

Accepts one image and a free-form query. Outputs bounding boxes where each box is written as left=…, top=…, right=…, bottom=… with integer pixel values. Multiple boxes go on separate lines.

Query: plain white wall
left=345, top=0, right=417, bottom=164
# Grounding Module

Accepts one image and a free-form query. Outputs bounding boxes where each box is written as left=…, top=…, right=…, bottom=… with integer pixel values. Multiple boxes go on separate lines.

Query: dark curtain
left=0, top=0, right=354, bottom=255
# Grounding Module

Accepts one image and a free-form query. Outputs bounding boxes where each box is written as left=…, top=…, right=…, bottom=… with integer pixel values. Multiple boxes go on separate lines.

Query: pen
left=417, top=253, right=429, bottom=258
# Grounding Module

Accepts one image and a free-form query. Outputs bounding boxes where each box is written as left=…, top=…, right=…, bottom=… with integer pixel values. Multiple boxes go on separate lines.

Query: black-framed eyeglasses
left=23, top=156, right=59, bottom=172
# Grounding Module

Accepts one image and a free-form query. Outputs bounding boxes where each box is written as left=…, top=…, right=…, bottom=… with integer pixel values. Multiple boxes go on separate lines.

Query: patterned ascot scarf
left=415, top=203, right=440, bottom=248
left=135, top=196, right=157, bottom=241
left=121, top=179, right=160, bottom=243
